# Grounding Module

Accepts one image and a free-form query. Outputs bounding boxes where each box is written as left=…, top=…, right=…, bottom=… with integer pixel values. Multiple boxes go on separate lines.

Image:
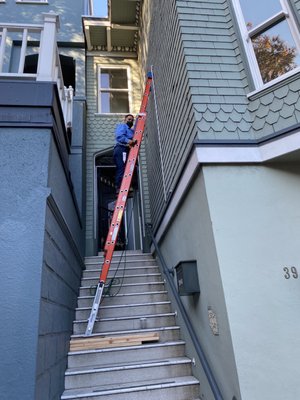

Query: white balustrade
left=0, top=12, right=73, bottom=129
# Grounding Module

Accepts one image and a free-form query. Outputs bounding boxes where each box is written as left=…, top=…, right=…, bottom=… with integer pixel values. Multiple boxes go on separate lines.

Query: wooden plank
left=70, top=333, right=159, bottom=352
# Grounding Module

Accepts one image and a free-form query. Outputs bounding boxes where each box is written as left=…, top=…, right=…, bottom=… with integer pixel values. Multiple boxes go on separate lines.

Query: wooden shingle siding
left=294, top=0, right=300, bottom=13
left=179, top=0, right=251, bottom=140
left=140, top=0, right=300, bottom=229
left=141, top=0, right=198, bottom=229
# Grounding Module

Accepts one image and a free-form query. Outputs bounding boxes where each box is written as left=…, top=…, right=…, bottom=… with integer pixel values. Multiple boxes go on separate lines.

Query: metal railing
left=146, top=224, right=223, bottom=400
left=0, top=13, right=73, bottom=129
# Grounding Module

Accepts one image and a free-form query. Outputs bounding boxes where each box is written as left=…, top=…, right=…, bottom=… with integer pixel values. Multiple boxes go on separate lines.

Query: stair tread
left=61, top=375, right=199, bottom=399
left=82, top=273, right=161, bottom=279
left=74, top=312, right=175, bottom=324
left=77, top=290, right=168, bottom=300
left=71, top=325, right=180, bottom=339
left=76, top=301, right=171, bottom=311
left=65, top=356, right=192, bottom=375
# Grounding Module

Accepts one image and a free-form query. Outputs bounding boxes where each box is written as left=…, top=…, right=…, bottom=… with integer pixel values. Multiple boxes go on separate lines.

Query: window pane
left=240, top=0, right=282, bottom=28
left=100, top=69, right=128, bottom=89
left=100, top=91, right=129, bottom=113
left=252, top=20, right=300, bottom=83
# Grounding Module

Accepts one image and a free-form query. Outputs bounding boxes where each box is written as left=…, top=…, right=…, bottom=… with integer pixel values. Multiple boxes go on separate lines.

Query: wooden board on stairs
left=70, top=333, right=159, bottom=352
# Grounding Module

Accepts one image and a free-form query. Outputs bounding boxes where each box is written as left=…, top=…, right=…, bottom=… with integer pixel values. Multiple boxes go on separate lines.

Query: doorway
left=94, top=148, right=142, bottom=253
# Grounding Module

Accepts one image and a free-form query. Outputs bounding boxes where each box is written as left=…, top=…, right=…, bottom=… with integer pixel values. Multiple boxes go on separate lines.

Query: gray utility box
left=175, top=260, right=200, bottom=296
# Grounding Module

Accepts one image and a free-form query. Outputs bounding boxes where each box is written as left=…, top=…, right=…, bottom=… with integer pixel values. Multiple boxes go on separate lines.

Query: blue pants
left=113, top=144, right=129, bottom=189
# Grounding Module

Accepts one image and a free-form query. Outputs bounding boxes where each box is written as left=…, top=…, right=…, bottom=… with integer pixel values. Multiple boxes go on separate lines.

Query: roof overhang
left=83, top=0, right=141, bottom=55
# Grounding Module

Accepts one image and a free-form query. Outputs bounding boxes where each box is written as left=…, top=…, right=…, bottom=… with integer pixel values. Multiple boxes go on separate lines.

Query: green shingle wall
left=140, top=0, right=198, bottom=229
left=139, top=0, right=300, bottom=229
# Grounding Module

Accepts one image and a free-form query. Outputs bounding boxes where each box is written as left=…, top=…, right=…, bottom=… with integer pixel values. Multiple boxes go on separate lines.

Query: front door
left=95, top=149, right=142, bottom=252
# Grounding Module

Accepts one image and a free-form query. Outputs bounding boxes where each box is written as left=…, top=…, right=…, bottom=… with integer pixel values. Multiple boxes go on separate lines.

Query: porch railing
left=0, top=12, right=73, bottom=128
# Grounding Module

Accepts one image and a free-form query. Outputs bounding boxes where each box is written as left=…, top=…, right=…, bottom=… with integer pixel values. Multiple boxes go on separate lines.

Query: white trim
left=97, top=64, right=131, bottom=114
left=16, top=0, right=48, bottom=3
left=155, top=129, right=300, bottom=243
left=247, top=66, right=300, bottom=98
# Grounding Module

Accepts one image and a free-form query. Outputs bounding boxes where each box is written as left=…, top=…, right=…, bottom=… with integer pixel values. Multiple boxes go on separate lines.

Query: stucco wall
left=0, top=83, right=84, bottom=400
left=158, top=169, right=241, bottom=400
left=202, top=163, right=300, bottom=399
left=0, top=128, right=50, bottom=400
left=36, top=136, right=83, bottom=399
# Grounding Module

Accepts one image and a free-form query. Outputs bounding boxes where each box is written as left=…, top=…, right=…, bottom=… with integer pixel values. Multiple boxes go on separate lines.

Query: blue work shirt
left=115, top=123, right=134, bottom=146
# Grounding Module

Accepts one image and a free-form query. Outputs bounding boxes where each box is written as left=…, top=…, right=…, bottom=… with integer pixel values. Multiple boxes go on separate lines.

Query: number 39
left=283, top=266, right=298, bottom=279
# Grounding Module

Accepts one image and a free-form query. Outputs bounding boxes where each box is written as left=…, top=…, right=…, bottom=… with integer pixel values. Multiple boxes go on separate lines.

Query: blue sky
left=94, top=0, right=108, bottom=17
left=240, top=0, right=281, bottom=27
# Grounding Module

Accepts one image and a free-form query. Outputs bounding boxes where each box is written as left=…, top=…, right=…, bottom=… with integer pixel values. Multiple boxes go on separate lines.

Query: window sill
left=247, top=67, right=300, bottom=101
left=95, top=113, right=128, bottom=116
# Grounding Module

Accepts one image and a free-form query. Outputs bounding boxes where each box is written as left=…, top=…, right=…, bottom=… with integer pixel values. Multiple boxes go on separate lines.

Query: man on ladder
left=85, top=73, right=152, bottom=336
left=113, top=113, right=136, bottom=195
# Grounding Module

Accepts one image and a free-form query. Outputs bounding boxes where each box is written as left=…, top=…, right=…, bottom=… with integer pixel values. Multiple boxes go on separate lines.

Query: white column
left=37, top=12, right=60, bottom=81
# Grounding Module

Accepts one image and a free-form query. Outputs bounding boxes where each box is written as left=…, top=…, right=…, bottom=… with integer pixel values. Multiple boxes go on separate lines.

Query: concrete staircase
left=61, top=250, right=200, bottom=400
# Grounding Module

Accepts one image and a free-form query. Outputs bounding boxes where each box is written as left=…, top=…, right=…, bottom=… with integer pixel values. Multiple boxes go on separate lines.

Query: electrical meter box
left=175, top=260, right=200, bottom=296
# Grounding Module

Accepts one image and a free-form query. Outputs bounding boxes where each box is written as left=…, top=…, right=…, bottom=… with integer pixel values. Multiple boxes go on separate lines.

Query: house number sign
left=283, top=266, right=298, bottom=279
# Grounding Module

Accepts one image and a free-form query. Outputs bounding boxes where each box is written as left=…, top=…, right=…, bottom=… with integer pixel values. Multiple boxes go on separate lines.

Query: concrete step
left=75, top=301, right=172, bottom=319
left=61, top=375, right=200, bottom=400
left=67, top=340, right=186, bottom=369
left=72, top=326, right=181, bottom=343
left=82, top=265, right=160, bottom=278
left=77, top=291, right=169, bottom=308
left=79, top=282, right=166, bottom=297
left=84, top=258, right=156, bottom=271
left=65, top=357, right=192, bottom=390
left=80, top=273, right=163, bottom=287
left=73, top=312, right=176, bottom=335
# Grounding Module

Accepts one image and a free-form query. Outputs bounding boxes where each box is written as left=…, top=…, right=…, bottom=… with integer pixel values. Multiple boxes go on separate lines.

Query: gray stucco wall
left=158, top=169, right=241, bottom=400
left=36, top=135, right=83, bottom=400
left=0, top=128, right=51, bottom=400
left=0, top=82, right=84, bottom=400
left=203, top=163, right=300, bottom=399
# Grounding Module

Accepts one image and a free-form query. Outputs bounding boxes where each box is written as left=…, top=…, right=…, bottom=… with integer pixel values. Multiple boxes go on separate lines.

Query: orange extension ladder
left=85, top=73, right=152, bottom=335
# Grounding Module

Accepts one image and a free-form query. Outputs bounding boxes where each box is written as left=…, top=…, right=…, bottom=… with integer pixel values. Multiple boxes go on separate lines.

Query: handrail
left=146, top=224, right=223, bottom=400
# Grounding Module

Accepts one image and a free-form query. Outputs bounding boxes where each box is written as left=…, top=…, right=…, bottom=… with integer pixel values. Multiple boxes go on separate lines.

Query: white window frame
left=97, top=65, right=132, bottom=115
left=16, top=0, right=48, bottom=3
left=231, top=0, right=300, bottom=91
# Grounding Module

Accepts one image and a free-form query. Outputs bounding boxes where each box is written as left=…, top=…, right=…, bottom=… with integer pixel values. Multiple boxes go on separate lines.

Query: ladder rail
left=85, top=74, right=152, bottom=336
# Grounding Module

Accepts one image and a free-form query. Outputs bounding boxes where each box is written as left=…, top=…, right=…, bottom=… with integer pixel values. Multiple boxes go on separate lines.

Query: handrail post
left=37, top=12, right=60, bottom=81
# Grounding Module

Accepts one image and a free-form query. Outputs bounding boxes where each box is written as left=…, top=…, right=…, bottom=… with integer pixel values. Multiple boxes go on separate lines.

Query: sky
left=93, top=0, right=108, bottom=17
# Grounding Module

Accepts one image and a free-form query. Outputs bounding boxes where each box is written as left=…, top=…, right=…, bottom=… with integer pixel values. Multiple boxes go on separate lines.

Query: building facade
left=1, top=0, right=300, bottom=399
